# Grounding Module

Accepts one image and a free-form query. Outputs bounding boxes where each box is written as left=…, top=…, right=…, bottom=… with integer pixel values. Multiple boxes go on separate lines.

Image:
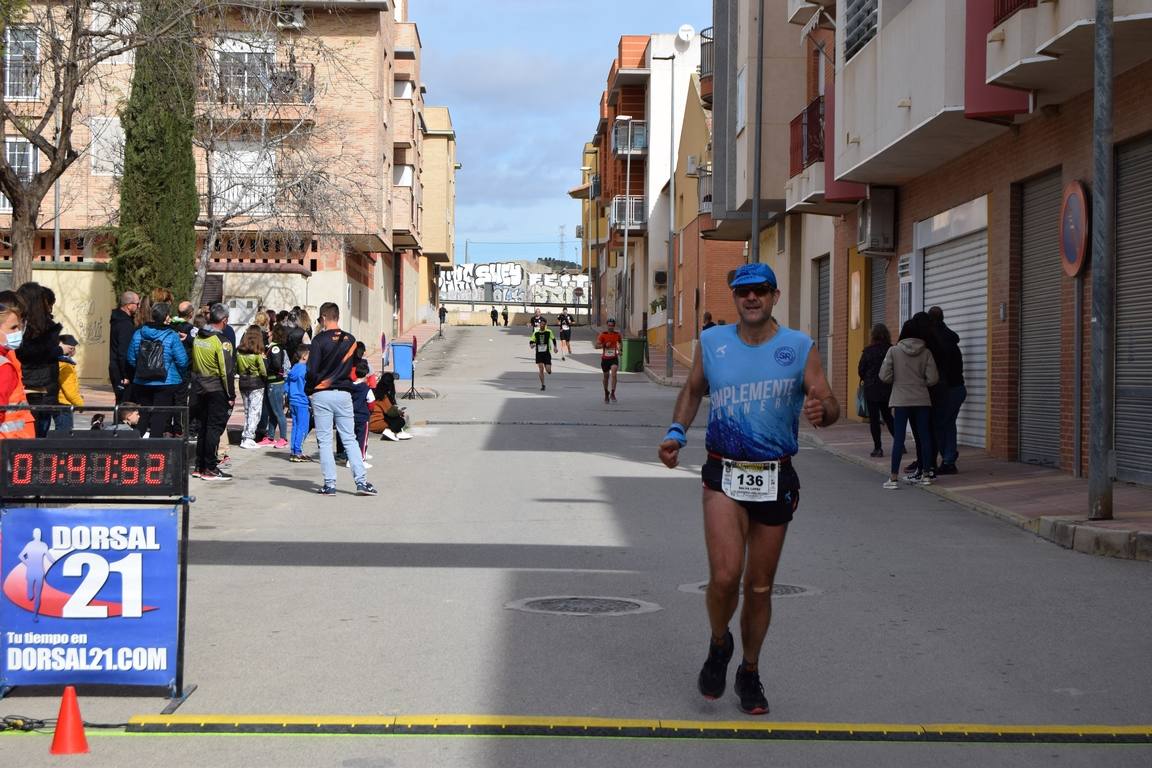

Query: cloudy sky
left=415, top=0, right=708, bottom=265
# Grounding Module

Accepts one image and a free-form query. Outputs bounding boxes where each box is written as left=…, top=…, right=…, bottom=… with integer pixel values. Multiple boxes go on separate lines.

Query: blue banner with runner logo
left=0, top=507, right=178, bottom=689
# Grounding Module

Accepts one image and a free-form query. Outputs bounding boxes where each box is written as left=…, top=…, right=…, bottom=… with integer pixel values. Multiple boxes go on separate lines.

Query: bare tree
left=0, top=0, right=211, bottom=286
left=188, top=4, right=378, bottom=307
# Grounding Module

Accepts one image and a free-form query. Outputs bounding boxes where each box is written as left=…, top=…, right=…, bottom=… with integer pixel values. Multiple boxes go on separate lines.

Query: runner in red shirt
left=594, top=318, right=623, bottom=403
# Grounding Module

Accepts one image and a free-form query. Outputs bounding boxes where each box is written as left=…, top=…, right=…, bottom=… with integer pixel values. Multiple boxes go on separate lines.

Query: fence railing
left=697, top=168, right=712, bottom=215
left=789, top=96, right=824, bottom=177
left=993, top=0, right=1037, bottom=26
left=699, top=27, right=714, bottom=78
left=609, top=195, right=646, bottom=230
left=197, top=174, right=277, bottom=217
left=198, top=61, right=315, bottom=106
left=612, top=121, right=648, bottom=155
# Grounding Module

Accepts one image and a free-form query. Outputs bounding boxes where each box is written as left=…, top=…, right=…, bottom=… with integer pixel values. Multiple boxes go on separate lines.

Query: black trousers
left=193, top=390, right=230, bottom=472
left=135, top=383, right=179, bottom=438
left=867, top=399, right=895, bottom=450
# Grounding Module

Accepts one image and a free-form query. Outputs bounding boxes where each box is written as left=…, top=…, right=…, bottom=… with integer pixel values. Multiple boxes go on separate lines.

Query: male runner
left=594, top=318, right=623, bottom=403
left=528, top=318, right=558, bottom=391
left=657, top=262, right=838, bottom=715
left=556, top=307, right=574, bottom=360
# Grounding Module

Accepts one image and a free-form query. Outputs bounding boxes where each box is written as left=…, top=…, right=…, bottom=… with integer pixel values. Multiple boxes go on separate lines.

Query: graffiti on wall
left=439, top=262, right=590, bottom=306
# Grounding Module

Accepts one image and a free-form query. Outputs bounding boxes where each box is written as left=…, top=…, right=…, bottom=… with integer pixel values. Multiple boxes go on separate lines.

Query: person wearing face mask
left=15, top=282, right=61, bottom=437
left=0, top=290, right=36, bottom=439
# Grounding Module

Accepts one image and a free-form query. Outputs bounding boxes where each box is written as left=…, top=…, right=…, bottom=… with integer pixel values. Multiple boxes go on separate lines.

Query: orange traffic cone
left=49, top=685, right=89, bottom=755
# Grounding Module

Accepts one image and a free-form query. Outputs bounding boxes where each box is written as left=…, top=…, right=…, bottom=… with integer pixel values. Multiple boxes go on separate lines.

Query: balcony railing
left=789, top=96, right=825, bottom=177
left=699, top=27, right=714, bottom=78
left=697, top=168, right=712, bottom=215
left=198, top=174, right=277, bottom=217
left=609, top=195, right=646, bottom=230
left=198, top=61, right=315, bottom=106
left=993, top=0, right=1037, bottom=26
left=612, top=120, right=648, bottom=155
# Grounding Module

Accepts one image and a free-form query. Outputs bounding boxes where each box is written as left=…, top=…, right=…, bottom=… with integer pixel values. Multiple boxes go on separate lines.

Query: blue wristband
left=664, top=422, right=687, bottom=447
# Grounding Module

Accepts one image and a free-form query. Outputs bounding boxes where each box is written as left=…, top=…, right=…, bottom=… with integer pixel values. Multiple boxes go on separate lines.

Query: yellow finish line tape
left=123, top=714, right=1152, bottom=743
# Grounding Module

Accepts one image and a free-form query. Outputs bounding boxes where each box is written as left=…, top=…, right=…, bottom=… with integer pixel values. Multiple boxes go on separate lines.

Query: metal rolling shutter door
left=1115, top=135, right=1152, bottom=485
left=923, top=231, right=988, bottom=448
left=869, top=257, right=887, bottom=331
left=817, top=257, right=830, bottom=373
left=1018, top=172, right=1062, bottom=466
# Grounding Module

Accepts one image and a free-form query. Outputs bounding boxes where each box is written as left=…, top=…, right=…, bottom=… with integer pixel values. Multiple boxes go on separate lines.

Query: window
left=89, top=117, right=124, bottom=176
left=0, top=139, right=37, bottom=211
left=211, top=142, right=275, bottom=216
left=4, top=27, right=39, bottom=100
left=735, top=67, right=746, bottom=133
left=393, top=164, right=414, bottom=187
left=215, top=35, right=275, bottom=104
left=393, top=79, right=414, bottom=99
left=845, top=0, right=878, bottom=62
left=91, top=2, right=138, bottom=65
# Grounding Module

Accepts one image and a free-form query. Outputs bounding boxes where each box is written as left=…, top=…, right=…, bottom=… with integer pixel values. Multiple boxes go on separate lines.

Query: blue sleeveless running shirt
left=700, top=324, right=814, bottom=460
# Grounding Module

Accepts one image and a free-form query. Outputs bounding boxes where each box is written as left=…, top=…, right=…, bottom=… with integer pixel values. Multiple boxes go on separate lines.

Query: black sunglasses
left=733, top=284, right=775, bottom=298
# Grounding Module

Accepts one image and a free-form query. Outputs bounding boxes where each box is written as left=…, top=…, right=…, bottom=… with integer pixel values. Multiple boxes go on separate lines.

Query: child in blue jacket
left=286, top=346, right=311, bottom=461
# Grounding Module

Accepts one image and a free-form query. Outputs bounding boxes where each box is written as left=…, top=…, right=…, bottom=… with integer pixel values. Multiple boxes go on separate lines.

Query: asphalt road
left=2, top=324, right=1150, bottom=767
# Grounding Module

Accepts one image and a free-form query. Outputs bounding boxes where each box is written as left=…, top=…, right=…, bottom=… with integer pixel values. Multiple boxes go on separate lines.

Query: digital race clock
left=0, top=438, right=186, bottom=498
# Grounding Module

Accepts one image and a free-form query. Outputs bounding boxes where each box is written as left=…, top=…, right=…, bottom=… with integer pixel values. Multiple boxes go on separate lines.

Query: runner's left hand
left=802, top=396, right=825, bottom=427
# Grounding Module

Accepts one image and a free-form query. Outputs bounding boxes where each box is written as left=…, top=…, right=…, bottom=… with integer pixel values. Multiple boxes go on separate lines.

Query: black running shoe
left=697, top=630, right=734, bottom=700
left=317, top=484, right=337, bottom=496
left=734, top=662, right=769, bottom=715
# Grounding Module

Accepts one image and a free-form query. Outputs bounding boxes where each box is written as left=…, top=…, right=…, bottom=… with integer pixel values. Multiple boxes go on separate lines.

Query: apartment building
left=0, top=0, right=454, bottom=378
left=756, top=0, right=1152, bottom=484
left=419, top=105, right=457, bottom=317
left=585, top=33, right=700, bottom=337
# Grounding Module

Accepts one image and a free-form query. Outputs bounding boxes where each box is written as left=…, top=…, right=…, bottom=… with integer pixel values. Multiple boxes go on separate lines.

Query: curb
left=642, top=366, right=685, bottom=388
left=800, top=432, right=1149, bottom=562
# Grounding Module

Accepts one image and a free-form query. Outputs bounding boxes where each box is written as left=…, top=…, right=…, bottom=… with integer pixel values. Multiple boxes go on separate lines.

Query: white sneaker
left=362, top=462, right=373, bottom=469
left=241, top=438, right=258, bottom=449
left=364, top=453, right=373, bottom=460
left=396, top=431, right=413, bottom=440
left=382, top=429, right=399, bottom=442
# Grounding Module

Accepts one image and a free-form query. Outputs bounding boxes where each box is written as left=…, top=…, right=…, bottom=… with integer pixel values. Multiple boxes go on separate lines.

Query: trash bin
left=621, top=338, right=645, bottom=372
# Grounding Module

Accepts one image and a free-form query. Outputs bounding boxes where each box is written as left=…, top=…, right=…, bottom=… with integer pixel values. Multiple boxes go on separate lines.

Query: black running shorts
left=559, top=329, right=572, bottom=341
left=600, top=357, right=618, bottom=373
left=535, top=351, right=552, bottom=366
left=701, top=457, right=800, bottom=526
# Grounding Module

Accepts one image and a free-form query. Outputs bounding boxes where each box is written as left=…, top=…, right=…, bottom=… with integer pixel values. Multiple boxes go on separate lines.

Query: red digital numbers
left=145, top=453, right=165, bottom=485
left=121, top=453, right=140, bottom=484
left=65, top=453, right=87, bottom=484
left=36, top=453, right=58, bottom=485
left=11, top=452, right=32, bottom=484
left=95, top=452, right=113, bottom=483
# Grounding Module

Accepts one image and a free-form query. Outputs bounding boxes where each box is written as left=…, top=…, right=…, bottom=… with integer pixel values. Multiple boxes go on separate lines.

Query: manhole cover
left=676, top=581, right=818, bottom=598
left=506, top=596, right=662, bottom=616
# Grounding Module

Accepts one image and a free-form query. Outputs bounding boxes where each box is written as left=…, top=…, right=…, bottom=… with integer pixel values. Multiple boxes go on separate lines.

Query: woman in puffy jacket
left=15, top=282, right=61, bottom=437
left=127, top=302, right=188, bottom=438
left=879, top=313, right=939, bottom=488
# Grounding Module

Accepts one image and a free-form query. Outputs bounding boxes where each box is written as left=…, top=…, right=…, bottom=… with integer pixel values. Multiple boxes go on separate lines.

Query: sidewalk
left=643, top=342, right=690, bottom=387
left=802, top=419, right=1152, bottom=562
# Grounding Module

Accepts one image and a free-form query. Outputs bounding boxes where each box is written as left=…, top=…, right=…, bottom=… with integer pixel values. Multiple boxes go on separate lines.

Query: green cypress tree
left=113, top=0, right=198, bottom=300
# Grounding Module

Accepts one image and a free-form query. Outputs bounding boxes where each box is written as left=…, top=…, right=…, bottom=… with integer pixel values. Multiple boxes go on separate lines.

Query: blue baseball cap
left=729, top=262, right=778, bottom=289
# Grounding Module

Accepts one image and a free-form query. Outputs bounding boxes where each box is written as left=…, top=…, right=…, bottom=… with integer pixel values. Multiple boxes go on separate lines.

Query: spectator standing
left=256, top=325, right=290, bottom=448
left=0, top=290, right=35, bottom=439
left=55, top=334, right=83, bottom=433
left=879, top=315, right=939, bottom=489
left=928, top=306, right=966, bottom=475
left=439, top=304, right=448, bottom=332
left=489, top=307, right=499, bottom=326
left=286, top=345, right=311, bottom=462
left=190, top=303, right=235, bottom=481
left=857, top=323, right=895, bottom=458
left=127, top=301, right=188, bottom=439
left=351, top=358, right=372, bottom=467
left=501, top=306, right=509, bottom=326
left=701, top=311, right=716, bottom=332
left=306, top=302, right=376, bottom=496
left=16, top=283, right=62, bottom=437
left=236, top=325, right=268, bottom=450
left=109, top=291, right=140, bottom=403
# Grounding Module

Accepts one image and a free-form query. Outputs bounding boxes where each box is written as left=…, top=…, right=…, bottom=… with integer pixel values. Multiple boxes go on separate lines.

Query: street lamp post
left=580, top=164, right=593, bottom=326
left=616, top=114, right=633, bottom=334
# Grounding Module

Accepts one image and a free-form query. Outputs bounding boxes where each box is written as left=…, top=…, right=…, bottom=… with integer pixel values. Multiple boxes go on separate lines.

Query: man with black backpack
left=190, top=304, right=236, bottom=481
left=126, top=302, right=188, bottom=439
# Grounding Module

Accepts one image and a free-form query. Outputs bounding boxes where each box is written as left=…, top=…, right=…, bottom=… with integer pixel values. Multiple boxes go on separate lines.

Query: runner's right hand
left=658, top=440, right=681, bottom=469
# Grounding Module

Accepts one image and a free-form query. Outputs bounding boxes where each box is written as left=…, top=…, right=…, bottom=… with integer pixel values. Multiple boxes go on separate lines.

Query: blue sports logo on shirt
left=774, top=347, right=797, bottom=366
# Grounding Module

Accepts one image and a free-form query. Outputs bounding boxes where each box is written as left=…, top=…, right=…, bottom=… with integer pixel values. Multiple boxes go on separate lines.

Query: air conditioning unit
left=654, top=270, right=668, bottom=286
left=857, top=186, right=896, bottom=256
left=275, top=6, right=305, bottom=30
left=686, top=155, right=698, bottom=176
left=575, top=224, right=584, bottom=239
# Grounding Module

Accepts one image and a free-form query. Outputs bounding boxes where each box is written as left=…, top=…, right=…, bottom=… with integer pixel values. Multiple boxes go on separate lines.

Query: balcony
left=612, top=120, right=648, bottom=155
left=199, top=61, right=315, bottom=105
left=699, top=27, right=713, bottom=107
left=986, top=0, right=1152, bottom=105
left=198, top=174, right=278, bottom=218
left=609, top=195, right=646, bottom=231
left=836, top=0, right=1007, bottom=183
left=788, top=0, right=821, bottom=25
left=994, top=0, right=1037, bottom=25
left=789, top=96, right=824, bottom=177
left=697, top=168, right=712, bottom=215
